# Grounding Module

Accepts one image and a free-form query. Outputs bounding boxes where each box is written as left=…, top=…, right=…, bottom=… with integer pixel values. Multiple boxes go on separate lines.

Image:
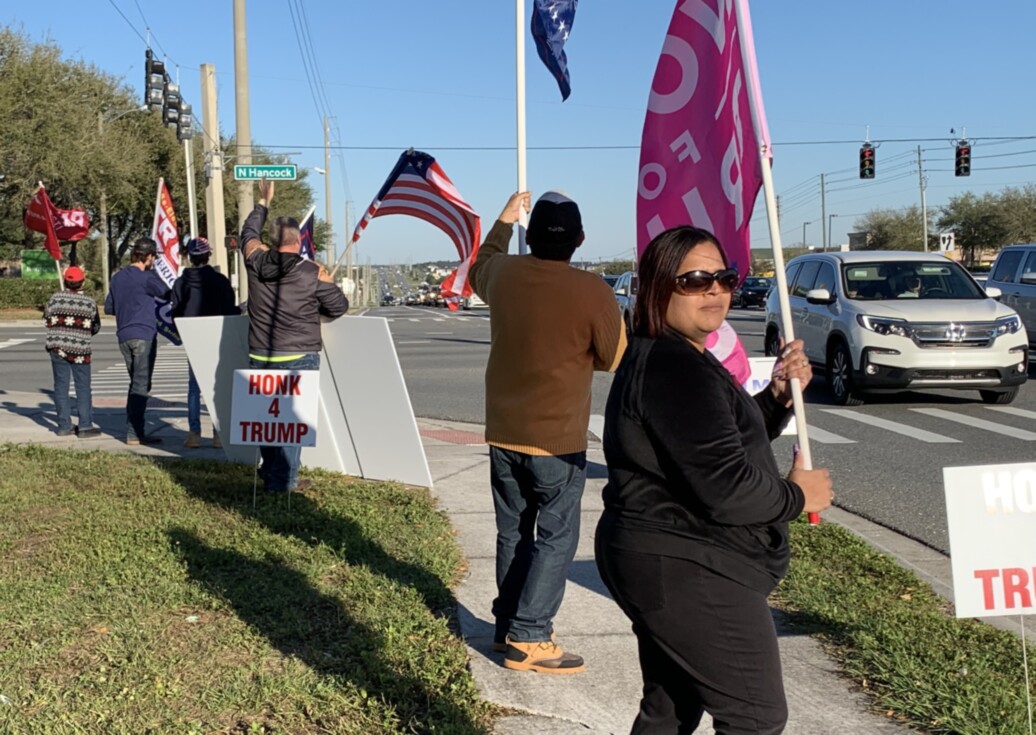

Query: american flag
left=298, top=206, right=316, bottom=260
left=351, top=149, right=481, bottom=308
left=531, top=0, right=578, bottom=101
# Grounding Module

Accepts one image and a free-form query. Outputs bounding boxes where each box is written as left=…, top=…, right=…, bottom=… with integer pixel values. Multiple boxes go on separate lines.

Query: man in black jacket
left=240, top=178, right=349, bottom=491
left=170, top=236, right=240, bottom=448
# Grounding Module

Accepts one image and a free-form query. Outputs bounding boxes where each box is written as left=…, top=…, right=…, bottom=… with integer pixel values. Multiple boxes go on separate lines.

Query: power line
left=105, top=0, right=148, bottom=46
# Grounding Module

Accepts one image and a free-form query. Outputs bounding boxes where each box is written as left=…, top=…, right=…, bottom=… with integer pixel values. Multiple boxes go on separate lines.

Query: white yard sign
left=944, top=462, right=1036, bottom=618
left=229, top=369, right=320, bottom=447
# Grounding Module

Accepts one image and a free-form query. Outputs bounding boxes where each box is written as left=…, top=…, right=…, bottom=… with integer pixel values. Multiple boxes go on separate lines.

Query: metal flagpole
left=734, top=0, right=818, bottom=524
left=1023, top=616, right=1034, bottom=735
left=516, top=0, right=528, bottom=254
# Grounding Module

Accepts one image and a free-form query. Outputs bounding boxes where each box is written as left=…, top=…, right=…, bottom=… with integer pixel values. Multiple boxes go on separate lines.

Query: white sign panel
left=939, top=232, right=956, bottom=252
left=745, top=357, right=796, bottom=436
left=944, top=462, right=1036, bottom=618
left=229, top=369, right=320, bottom=447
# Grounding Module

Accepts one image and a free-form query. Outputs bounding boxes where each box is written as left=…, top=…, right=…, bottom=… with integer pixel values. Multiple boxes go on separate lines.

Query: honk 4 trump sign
left=944, top=462, right=1036, bottom=618
left=230, top=370, right=320, bottom=447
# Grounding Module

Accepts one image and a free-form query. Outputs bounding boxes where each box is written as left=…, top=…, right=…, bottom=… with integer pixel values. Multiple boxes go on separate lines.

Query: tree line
left=0, top=27, right=331, bottom=278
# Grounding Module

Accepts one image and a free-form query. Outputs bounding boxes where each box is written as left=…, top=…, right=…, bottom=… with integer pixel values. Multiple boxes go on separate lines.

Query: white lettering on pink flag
left=636, top=0, right=771, bottom=278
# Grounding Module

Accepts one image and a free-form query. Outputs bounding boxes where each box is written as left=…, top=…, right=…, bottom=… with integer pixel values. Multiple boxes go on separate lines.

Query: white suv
left=764, top=251, right=1029, bottom=405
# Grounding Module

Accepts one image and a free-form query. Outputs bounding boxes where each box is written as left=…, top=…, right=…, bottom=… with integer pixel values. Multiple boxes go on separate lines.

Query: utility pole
left=917, top=145, right=929, bottom=252
left=200, top=64, right=228, bottom=286
left=324, top=116, right=334, bottom=267
left=97, top=113, right=111, bottom=296
left=345, top=200, right=353, bottom=296
left=820, top=173, right=827, bottom=251
left=233, top=0, right=252, bottom=302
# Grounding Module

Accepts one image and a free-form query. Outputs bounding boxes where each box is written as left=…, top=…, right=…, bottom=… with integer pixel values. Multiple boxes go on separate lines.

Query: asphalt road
left=5, top=305, right=1036, bottom=554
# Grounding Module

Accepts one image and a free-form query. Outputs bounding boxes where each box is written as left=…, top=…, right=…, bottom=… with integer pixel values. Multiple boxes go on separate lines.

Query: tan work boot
left=503, top=638, right=585, bottom=674
left=184, top=431, right=201, bottom=448
left=211, top=432, right=223, bottom=449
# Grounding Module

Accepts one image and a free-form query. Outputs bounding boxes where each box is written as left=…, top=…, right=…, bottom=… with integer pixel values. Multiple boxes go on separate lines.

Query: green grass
left=0, top=444, right=492, bottom=734
left=778, top=517, right=1035, bottom=734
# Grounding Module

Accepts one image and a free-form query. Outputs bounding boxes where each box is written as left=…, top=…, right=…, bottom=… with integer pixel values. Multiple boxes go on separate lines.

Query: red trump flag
left=24, top=186, right=63, bottom=260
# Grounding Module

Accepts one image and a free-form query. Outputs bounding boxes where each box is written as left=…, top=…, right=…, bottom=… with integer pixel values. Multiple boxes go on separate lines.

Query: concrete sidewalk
left=0, top=391, right=986, bottom=734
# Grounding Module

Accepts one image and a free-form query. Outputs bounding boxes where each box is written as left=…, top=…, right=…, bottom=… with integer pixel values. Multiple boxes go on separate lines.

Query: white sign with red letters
left=230, top=370, right=320, bottom=447
left=944, top=462, right=1036, bottom=618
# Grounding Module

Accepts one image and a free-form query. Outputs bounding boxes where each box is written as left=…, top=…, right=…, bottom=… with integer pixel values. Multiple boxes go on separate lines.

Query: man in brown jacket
left=470, top=190, right=626, bottom=674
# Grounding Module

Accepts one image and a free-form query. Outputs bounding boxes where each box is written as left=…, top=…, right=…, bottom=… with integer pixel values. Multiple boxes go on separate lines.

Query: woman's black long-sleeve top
left=600, top=331, right=805, bottom=593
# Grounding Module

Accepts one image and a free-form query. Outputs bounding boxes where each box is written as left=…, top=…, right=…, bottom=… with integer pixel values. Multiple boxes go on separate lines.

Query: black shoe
left=127, top=436, right=163, bottom=446
left=55, top=427, right=74, bottom=437
left=77, top=427, right=101, bottom=438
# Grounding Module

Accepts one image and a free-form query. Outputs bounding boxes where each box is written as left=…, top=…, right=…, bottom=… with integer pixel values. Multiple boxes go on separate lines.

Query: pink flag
left=636, top=0, right=771, bottom=279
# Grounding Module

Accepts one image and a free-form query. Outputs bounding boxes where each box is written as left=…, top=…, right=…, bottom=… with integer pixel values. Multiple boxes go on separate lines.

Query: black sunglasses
left=674, top=268, right=739, bottom=295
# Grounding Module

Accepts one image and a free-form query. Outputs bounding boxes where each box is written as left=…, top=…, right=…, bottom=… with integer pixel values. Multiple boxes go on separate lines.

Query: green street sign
left=233, top=164, right=297, bottom=181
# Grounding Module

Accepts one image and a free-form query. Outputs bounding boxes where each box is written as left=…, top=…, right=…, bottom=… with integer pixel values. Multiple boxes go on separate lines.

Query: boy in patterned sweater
left=44, top=266, right=102, bottom=437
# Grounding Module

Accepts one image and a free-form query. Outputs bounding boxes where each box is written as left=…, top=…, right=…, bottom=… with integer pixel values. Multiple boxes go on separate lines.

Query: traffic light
left=162, top=81, right=181, bottom=129
left=176, top=102, right=193, bottom=142
left=955, top=141, right=971, bottom=177
left=144, top=50, right=165, bottom=111
left=859, top=144, right=875, bottom=179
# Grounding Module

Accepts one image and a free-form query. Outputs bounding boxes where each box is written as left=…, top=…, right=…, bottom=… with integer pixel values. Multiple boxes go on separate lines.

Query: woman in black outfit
left=595, top=226, right=833, bottom=735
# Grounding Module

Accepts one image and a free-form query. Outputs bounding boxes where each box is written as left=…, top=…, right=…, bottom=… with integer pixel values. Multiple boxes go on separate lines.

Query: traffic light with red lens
left=955, top=142, right=971, bottom=177
left=859, top=144, right=875, bottom=179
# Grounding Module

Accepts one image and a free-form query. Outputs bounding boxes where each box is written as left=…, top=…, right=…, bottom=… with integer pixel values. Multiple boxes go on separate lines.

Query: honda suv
left=764, top=251, right=1028, bottom=405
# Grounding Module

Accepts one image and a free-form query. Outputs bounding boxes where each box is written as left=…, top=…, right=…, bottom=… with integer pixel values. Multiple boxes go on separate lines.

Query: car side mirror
left=1020, top=274, right=1036, bottom=285
left=983, top=285, right=1002, bottom=300
left=616, top=286, right=628, bottom=296
left=806, top=288, right=835, bottom=305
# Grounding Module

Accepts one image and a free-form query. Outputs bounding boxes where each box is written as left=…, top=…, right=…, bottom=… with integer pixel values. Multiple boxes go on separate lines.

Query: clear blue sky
left=12, top=1, right=1036, bottom=265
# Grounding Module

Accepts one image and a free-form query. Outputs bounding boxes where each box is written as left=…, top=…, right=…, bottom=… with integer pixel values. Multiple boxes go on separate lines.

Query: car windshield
left=842, top=261, right=986, bottom=300
left=743, top=277, right=771, bottom=288
left=603, top=275, right=619, bottom=288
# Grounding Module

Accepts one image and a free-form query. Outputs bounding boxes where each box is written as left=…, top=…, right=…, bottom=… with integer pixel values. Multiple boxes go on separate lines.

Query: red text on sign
left=238, top=421, right=310, bottom=444
left=973, top=567, right=1036, bottom=610
left=248, top=373, right=302, bottom=396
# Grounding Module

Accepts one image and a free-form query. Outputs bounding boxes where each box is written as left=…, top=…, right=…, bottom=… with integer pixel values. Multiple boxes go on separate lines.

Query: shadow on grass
left=161, top=463, right=456, bottom=618
left=168, top=528, right=486, bottom=734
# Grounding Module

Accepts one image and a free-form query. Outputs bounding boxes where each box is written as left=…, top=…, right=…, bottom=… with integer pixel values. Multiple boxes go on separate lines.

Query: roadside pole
left=324, top=116, right=334, bottom=267
left=918, top=145, right=929, bottom=252
left=200, top=65, right=228, bottom=292
left=234, top=0, right=252, bottom=303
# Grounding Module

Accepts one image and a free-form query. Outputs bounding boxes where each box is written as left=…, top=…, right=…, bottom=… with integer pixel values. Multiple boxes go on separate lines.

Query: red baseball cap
left=63, top=266, right=85, bottom=283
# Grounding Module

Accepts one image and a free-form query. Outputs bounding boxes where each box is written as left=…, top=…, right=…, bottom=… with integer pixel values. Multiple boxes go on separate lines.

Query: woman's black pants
left=595, top=529, right=788, bottom=734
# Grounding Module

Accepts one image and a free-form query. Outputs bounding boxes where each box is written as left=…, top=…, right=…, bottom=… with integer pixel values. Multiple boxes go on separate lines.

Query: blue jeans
left=249, top=353, right=320, bottom=491
left=119, top=337, right=157, bottom=441
left=50, top=352, right=94, bottom=432
left=187, top=366, right=201, bottom=434
left=490, top=446, right=587, bottom=642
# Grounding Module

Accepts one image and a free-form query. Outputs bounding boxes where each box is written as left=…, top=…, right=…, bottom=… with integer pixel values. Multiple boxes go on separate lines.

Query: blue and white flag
left=531, top=0, right=578, bottom=101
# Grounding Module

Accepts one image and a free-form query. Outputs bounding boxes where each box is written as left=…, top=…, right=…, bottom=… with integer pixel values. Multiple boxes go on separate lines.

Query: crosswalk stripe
left=986, top=406, right=1036, bottom=421
left=0, top=338, right=34, bottom=350
left=819, top=409, right=960, bottom=443
left=804, top=425, right=856, bottom=444
left=911, top=408, right=1036, bottom=441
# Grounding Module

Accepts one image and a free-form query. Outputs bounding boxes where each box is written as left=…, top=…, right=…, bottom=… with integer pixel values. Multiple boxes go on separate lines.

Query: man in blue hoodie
left=104, top=237, right=171, bottom=445
left=170, top=236, right=240, bottom=448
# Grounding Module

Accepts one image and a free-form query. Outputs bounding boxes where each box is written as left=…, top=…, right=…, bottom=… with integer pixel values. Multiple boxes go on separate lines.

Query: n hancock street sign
left=233, top=164, right=297, bottom=181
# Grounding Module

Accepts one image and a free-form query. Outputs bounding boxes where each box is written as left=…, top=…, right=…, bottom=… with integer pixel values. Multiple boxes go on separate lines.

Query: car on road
left=613, top=271, right=638, bottom=336
left=985, top=243, right=1036, bottom=345
left=733, top=276, right=772, bottom=309
left=764, top=251, right=1028, bottom=406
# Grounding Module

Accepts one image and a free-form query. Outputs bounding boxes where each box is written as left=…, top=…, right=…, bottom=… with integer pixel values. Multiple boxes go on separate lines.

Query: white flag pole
left=734, top=0, right=818, bottom=523
left=151, top=178, right=164, bottom=242
left=516, top=0, right=529, bottom=254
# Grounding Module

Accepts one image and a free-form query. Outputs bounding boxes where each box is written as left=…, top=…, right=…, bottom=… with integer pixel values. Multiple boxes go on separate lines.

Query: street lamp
left=98, top=105, right=148, bottom=296
left=802, top=220, right=813, bottom=251
left=827, top=214, right=838, bottom=253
